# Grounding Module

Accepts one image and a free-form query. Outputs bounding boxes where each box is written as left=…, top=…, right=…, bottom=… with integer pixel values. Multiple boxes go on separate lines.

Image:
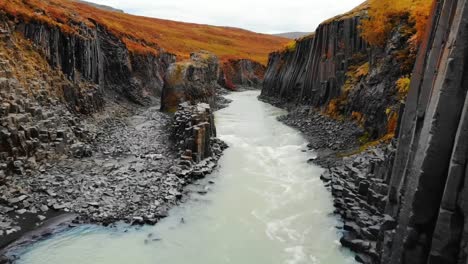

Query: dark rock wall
left=218, top=59, right=265, bottom=90
left=261, top=17, right=366, bottom=105
left=381, top=0, right=468, bottom=263
left=16, top=21, right=175, bottom=105
left=0, top=14, right=103, bottom=175
left=261, top=14, right=416, bottom=138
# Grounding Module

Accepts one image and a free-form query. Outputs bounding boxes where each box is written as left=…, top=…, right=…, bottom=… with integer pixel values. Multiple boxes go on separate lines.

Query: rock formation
left=0, top=13, right=103, bottom=176
left=219, top=59, right=265, bottom=90
left=261, top=2, right=416, bottom=138
left=161, top=52, right=268, bottom=111
left=261, top=0, right=468, bottom=263
left=160, top=51, right=220, bottom=112
left=172, top=102, right=225, bottom=163
left=261, top=13, right=367, bottom=106
left=382, top=0, right=468, bottom=263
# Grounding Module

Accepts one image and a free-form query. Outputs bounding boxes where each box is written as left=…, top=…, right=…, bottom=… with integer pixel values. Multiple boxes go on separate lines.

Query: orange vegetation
left=0, top=0, right=289, bottom=64
left=324, top=98, right=342, bottom=119
left=360, top=0, right=433, bottom=46
left=386, top=110, right=399, bottom=136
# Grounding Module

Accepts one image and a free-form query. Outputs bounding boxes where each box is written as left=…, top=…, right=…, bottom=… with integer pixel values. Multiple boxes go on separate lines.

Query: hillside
left=272, top=32, right=311, bottom=39
left=0, top=0, right=289, bottom=64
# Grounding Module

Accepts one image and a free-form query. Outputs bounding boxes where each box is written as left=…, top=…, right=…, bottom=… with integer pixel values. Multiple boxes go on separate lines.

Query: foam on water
left=15, top=91, right=356, bottom=264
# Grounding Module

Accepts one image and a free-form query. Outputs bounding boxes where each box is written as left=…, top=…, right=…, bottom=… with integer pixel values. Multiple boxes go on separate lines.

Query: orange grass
left=0, top=0, right=289, bottom=64
left=360, top=0, right=433, bottom=46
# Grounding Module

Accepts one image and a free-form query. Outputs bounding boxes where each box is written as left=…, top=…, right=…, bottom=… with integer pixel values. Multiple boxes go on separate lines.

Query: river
left=14, top=91, right=355, bottom=264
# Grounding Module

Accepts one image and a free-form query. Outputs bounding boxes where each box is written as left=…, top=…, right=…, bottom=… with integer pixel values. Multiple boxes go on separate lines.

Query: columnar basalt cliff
left=261, top=3, right=418, bottom=138
left=382, top=0, right=468, bottom=263
left=261, top=6, right=369, bottom=105
left=262, top=12, right=367, bottom=105
left=17, top=20, right=176, bottom=104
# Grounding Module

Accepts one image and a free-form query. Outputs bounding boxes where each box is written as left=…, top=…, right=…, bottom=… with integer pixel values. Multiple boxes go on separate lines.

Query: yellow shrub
left=396, top=76, right=411, bottom=98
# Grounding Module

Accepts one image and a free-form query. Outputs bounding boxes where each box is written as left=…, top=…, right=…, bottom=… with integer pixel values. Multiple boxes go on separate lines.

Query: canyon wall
left=381, top=0, right=468, bottom=263
left=219, top=59, right=265, bottom=90
left=261, top=7, right=416, bottom=138
left=261, top=15, right=367, bottom=106
left=261, top=1, right=468, bottom=263
left=17, top=20, right=176, bottom=105
left=267, top=1, right=468, bottom=263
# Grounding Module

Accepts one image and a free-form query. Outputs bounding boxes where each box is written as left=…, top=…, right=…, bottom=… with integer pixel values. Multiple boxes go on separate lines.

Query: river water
left=14, top=91, right=355, bottom=264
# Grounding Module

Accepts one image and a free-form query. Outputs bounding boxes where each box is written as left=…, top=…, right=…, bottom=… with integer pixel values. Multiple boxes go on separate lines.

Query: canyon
left=261, top=0, right=468, bottom=263
left=0, top=0, right=467, bottom=264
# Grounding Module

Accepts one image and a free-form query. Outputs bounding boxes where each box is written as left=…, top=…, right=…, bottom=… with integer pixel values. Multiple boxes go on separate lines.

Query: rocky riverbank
left=0, top=98, right=227, bottom=262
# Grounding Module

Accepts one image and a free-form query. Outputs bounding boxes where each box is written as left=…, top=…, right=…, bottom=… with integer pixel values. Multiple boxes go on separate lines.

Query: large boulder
left=172, top=102, right=218, bottom=162
left=161, top=51, right=220, bottom=112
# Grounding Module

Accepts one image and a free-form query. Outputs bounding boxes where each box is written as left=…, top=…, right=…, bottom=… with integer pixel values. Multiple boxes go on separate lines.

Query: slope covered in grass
left=1, top=0, right=289, bottom=64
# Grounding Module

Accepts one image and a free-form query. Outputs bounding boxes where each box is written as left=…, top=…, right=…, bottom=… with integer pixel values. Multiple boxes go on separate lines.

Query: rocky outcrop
left=380, top=0, right=468, bottom=263
left=261, top=7, right=416, bottom=138
left=161, top=52, right=267, bottom=111
left=172, top=102, right=226, bottom=163
left=160, top=51, right=220, bottom=112
left=218, top=59, right=265, bottom=90
left=322, top=144, right=397, bottom=264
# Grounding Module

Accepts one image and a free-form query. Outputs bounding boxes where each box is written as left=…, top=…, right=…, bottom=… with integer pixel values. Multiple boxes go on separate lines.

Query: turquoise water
left=16, top=91, right=355, bottom=264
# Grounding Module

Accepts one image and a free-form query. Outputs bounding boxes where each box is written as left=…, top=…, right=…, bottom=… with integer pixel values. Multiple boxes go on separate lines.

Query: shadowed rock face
left=17, top=21, right=176, bottom=105
left=261, top=16, right=367, bottom=106
left=218, top=59, right=266, bottom=90
left=260, top=12, right=417, bottom=139
left=160, top=51, right=220, bottom=112
left=381, top=0, right=468, bottom=263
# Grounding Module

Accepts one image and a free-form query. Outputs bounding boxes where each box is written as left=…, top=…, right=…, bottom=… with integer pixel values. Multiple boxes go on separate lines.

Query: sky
left=86, top=0, right=366, bottom=34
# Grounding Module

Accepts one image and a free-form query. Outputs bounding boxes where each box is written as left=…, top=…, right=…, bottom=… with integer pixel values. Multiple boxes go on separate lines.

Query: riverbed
left=12, top=91, right=355, bottom=264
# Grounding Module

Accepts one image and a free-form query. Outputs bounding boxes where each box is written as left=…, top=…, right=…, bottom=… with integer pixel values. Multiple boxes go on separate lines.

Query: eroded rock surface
left=161, top=51, right=220, bottom=112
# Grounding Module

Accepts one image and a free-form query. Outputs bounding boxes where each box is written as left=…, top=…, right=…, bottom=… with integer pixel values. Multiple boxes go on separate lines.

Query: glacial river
left=15, top=91, right=355, bottom=264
